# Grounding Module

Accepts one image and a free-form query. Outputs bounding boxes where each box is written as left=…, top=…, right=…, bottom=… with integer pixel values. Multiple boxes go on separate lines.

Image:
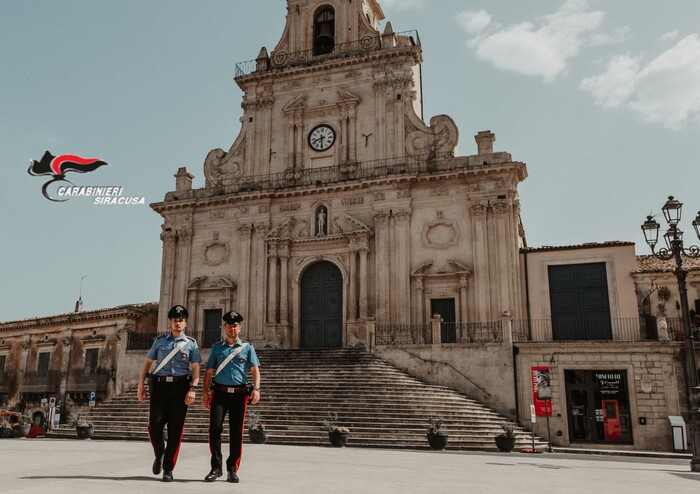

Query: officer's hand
left=250, top=389, right=260, bottom=405
left=202, top=391, right=210, bottom=410
left=137, top=384, right=148, bottom=402
left=184, top=389, right=196, bottom=405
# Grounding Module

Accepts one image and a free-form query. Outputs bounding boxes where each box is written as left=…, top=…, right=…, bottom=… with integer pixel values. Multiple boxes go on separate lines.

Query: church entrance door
left=300, top=262, right=343, bottom=348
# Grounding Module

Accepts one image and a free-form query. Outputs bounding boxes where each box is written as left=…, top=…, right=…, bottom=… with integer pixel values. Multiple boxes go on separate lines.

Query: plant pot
left=13, top=424, right=31, bottom=438
left=427, top=432, right=448, bottom=450
left=76, top=425, right=95, bottom=439
left=495, top=435, right=516, bottom=452
left=328, top=431, right=348, bottom=447
left=0, top=428, right=13, bottom=439
left=249, top=428, right=268, bottom=444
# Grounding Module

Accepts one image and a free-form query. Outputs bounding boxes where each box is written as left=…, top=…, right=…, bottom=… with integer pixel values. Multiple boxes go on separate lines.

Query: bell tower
left=203, top=0, right=459, bottom=188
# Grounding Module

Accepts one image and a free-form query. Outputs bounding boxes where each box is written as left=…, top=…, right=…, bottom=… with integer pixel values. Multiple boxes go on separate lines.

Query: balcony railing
left=375, top=321, right=502, bottom=345
left=19, top=372, right=62, bottom=393
left=511, top=317, right=687, bottom=343
left=235, top=30, right=420, bottom=77
left=127, top=331, right=159, bottom=351
left=66, top=369, right=110, bottom=393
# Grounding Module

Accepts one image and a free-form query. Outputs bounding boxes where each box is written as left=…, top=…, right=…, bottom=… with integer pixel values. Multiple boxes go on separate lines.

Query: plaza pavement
left=0, top=438, right=698, bottom=494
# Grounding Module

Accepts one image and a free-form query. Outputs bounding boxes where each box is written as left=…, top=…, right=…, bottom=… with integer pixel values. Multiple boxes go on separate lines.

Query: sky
left=2, top=0, right=700, bottom=322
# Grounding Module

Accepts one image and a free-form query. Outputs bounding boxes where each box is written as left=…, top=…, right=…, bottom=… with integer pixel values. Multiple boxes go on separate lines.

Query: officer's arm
left=201, top=368, right=214, bottom=409
left=190, top=362, right=200, bottom=388
left=137, top=358, right=154, bottom=402
left=250, top=366, right=261, bottom=405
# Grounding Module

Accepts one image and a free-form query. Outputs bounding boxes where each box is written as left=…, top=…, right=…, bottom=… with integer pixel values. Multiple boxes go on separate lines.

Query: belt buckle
left=165, top=376, right=174, bottom=383
left=227, top=387, right=235, bottom=393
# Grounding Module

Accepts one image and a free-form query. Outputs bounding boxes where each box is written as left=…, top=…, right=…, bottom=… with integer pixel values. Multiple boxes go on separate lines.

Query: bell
left=316, top=23, right=333, bottom=42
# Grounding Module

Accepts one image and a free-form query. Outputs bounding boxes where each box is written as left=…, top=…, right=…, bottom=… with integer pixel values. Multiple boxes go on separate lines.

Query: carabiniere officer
left=202, top=310, right=260, bottom=483
left=138, top=305, right=202, bottom=482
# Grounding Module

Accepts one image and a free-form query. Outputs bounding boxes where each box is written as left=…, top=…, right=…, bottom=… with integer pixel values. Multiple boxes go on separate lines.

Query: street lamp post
left=641, top=196, right=700, bottom=471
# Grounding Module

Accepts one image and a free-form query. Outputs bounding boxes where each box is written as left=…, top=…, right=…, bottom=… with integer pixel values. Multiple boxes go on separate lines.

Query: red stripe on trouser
left=208, top=390, right=215, bottom=457
left=233, top=396, right=249, bottom=473
left=171, top=414, right=187, bottom=469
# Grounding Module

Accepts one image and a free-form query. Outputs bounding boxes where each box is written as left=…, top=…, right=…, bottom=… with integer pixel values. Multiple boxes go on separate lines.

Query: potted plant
left=13, top=410, right=32, bottom=438
left=69, top=412, right=94, bottom=439
left=426, top=416, right=448, bottom=450
left=0, top=416, right=13, bottom=439
left=495, top=420, right=517, bottom=452
left=322, top=412, right=349, bottom=447
left=247, top=411, right=268, bottom=444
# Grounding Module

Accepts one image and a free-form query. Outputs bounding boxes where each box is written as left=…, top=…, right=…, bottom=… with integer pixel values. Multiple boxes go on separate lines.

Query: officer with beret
left=138, top=305, right=202, bottom=482
left=202, top=310, right=260, bottom=483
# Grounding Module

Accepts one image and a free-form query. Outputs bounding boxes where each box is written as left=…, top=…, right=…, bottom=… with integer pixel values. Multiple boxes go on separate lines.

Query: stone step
left=74, top=348, right=546, bottom=451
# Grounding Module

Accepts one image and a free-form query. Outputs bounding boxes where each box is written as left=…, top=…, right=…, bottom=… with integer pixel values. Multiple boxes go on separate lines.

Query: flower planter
left=0, top=428, right=13, bottom=439
left=328, top=431, right=348, bottom=447
left=427, top=433, right=448, bottom=450
left=13, top=424, right=31, bottom=438
left=76, top=425, right=95, bottom=439
left=249, top=428, right=268, bottom=444
left=495, top=435, right=516, bottom=452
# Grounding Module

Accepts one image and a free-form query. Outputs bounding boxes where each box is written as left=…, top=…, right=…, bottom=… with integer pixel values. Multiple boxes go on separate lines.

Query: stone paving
left=0, top=439, right=698, bottom=494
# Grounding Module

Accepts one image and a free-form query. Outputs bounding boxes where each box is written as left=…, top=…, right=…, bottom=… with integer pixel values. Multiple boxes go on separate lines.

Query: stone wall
left=374, top=344, right=516, bottom=418
left=515, top=342, right=683, bottom=452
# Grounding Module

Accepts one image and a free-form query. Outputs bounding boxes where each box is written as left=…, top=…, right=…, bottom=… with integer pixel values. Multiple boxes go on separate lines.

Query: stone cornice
left=0, top=304, right=154, bottom=331
left=151, top=160, right=527, bottom=214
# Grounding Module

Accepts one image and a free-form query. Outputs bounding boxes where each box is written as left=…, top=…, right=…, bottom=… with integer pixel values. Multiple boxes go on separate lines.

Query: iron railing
left=65, top=369, right=110, bottom=393
left=512, top=317, right=687, bottom=343
left=374, top=321, right=502, bottom=345
left=19, top=372, right=63, bottom=393
left=235, top=30, right=420, bottom=77
left=126, top=331, right=159, bottom=350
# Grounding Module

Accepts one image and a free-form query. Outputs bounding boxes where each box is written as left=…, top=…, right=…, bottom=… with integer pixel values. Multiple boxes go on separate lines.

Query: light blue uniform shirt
left=207, top=339, right=260, bottom=386
left=147, top=333, right=202, bottom=377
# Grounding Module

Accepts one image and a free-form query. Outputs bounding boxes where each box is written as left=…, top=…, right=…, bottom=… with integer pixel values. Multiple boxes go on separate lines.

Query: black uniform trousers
left=148, top=379, right=190, bottom=472
left=208, top=389, right=249, bottom=473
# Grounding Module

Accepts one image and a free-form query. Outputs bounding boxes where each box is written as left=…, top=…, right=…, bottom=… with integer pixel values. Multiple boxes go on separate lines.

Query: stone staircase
left=73, top=348, right=546, bottom=450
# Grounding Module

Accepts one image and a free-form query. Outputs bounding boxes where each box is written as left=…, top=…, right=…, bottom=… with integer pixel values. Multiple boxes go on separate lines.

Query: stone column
left=358, top=235, right=370, bottom=320
left=431, top=314, right=442, bottom=346
left=394, top=209, right=411, bottom=324
left=374, top=210, right=390, bottom=324
left=348, top=107, right=357, bottom=163
left=279, top=243, right=291, bottom=326
left=253, top=224, right=270, bottom=338
left=267, top=243, right=279, bottom=324
left=158, top=228, right=177, bottom=330
left=469, top=201, right=490, bottom=321
left=237, top=224, right=253, bottom=322
left=348, top=238, right=358, bottom=321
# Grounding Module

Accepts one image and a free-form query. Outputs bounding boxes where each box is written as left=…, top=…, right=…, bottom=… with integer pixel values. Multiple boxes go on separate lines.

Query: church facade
left=151, top=0, right=527, bottom=352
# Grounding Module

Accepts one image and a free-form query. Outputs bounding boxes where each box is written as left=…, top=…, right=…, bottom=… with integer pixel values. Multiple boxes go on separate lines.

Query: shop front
left=564, top=369, right=633, bottom=444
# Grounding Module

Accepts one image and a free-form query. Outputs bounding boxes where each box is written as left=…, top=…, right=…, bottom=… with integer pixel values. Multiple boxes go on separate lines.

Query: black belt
left=151, top=375, right=191, bottom=383
left=213, top=383, right=249, bottom=394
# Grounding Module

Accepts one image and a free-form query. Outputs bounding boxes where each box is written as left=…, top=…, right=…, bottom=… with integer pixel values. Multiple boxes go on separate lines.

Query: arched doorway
left=300, top=261, right=342, bottom=348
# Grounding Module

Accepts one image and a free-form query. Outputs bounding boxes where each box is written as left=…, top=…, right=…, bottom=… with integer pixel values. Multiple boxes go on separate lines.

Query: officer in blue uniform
left=202, top=310, right=260, bottom=483
left=138, top=305, right=202, bottom=482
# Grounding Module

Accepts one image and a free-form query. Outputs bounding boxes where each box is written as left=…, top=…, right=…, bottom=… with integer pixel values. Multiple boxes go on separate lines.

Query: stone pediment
left=187, top=276, right=236, bottom=291
left=411, top=260, right=471, bottom=278
left=282, top=94, right=307, bottom=114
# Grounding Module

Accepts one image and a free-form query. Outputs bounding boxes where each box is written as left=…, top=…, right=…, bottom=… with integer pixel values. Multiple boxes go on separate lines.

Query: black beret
left=167, top=305, right=189, bottom=319
left=223, top=311, right=244, bottom=324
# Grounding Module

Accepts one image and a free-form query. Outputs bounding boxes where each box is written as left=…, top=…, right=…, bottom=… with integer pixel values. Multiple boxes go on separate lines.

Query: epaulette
left=186, top=335, right=196, bottom=342
left=156, top=333, right=168, bottom=340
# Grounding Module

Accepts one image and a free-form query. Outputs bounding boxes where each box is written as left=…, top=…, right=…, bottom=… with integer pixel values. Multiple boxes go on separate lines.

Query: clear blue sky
left=3, top=0, right=700, bottom=321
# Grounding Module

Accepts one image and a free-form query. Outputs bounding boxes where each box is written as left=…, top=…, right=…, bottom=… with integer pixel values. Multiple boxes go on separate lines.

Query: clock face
left=308, top=124, right=336, bottom=152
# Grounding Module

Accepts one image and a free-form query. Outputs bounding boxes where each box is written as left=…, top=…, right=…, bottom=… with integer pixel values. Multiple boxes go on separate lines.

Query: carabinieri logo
left=28, top=151, right=108, bottom=202
left=28, top=151, right=145, bottom=205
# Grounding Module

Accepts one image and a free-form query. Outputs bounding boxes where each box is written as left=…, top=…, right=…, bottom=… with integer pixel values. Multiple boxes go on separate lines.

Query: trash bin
left=668, top=416, right=687, bottom=452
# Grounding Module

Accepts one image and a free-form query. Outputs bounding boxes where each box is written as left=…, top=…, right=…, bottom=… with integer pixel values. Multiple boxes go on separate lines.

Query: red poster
left=531, top=366, right=552, bottom=417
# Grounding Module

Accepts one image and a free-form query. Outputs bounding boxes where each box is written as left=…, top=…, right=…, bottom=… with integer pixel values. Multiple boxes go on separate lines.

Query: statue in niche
left=316, top=207, right=327, bottom=236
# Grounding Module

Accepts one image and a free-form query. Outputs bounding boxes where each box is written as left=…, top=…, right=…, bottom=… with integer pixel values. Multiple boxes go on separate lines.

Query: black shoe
left=227, top=471, right=239, bottom=483
left=162, top=471, right=173, bottom=482
left=204, top=470, right=223, bottom=482
left=152, top=457, right=162, bottom=475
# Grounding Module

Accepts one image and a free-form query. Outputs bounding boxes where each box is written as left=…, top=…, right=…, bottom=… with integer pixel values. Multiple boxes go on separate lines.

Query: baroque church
left=151, top=0, right=526, bottom=350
